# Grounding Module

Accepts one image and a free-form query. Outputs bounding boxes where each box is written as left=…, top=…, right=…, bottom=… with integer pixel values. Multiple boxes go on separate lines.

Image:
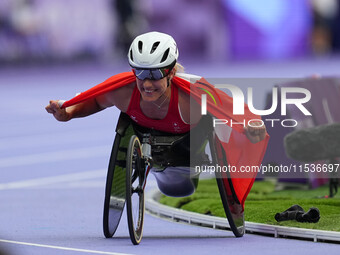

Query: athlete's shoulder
left=176, top=73, right=202, bottom=124
left=175, top=73, right=202, bottom=83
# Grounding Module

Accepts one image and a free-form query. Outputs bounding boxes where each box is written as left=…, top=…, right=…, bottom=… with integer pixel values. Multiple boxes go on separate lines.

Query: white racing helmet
left=128, top=31, right=178, bottom=69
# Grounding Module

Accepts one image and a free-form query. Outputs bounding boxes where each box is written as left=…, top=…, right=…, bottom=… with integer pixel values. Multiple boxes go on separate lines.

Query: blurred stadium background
left=0, top=0, right=339, bottom=64
left=1, top=0, right=340, bottom=189
left=1, top=2, right=340, bottom=253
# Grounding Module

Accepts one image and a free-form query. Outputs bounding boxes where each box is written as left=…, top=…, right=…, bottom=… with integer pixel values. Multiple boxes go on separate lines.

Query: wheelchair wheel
left=126, top=135, right=145, bottom=245
left=209, top=131, right=245, bottom=237
left=103, top=133, right=126, bottom=238
left=103, top=113, right=133, bottom=238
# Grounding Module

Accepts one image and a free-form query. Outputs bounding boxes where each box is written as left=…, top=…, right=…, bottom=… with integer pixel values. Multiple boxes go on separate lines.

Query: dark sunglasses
left=132, top=67, right=172, bottom=81
left=131, top=61, right=176, bottom=81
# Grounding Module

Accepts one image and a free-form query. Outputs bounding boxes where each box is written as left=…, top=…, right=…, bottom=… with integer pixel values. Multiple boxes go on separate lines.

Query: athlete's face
left=136, top=68, right=175, bottom=102
left=136, top=76, right=168, bottom=102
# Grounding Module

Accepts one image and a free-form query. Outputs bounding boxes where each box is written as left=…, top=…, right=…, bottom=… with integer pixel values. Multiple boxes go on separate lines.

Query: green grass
left=159, top=179, right=340, bottom=232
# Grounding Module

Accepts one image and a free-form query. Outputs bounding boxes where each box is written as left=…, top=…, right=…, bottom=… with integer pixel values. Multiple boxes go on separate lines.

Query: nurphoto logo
left=201, top=84, right=312, bottom=128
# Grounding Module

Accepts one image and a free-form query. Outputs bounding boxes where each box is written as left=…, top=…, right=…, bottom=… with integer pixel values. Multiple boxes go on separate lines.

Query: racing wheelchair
left=103, top=112, right=244, bottom=245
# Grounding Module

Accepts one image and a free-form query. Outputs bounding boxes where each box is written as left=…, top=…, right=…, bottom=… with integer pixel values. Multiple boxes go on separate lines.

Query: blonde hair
left=174, top=62, right=185, bottom=73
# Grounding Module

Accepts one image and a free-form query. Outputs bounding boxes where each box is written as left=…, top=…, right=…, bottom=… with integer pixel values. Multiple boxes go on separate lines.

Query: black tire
left=209, top=132, right=245, bottom=237
left=215, top=176, right=245, bottom=237
left=126, top=135, right=145, bottom=245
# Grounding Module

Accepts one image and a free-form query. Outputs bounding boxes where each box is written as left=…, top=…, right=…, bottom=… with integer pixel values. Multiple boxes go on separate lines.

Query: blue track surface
left=1, top=60, right=339, bottom=254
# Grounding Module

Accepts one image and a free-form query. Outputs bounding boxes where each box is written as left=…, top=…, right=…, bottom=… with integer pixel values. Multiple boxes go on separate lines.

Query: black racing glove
left=275, top=204, right=304, bottom=222
left=296, top=207, right=320, bottom=223
left=275, top=205, right=320, bottom=223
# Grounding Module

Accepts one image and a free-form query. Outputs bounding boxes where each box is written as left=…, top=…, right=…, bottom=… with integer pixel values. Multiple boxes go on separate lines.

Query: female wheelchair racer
left=46, top=32, right=268, bottom=245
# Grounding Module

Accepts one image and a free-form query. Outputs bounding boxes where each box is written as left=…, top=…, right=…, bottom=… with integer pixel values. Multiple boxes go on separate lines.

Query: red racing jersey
left=126, top=84, right=190, bottom=134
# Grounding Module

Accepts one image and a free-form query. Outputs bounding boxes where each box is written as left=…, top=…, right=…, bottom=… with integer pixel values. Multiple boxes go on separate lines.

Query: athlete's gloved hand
left=244, top=121, right=267, bottom=144
left=45, top=100, right=71, bottom=122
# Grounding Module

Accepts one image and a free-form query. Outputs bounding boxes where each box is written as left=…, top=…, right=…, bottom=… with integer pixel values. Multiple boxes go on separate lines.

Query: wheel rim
left=126, top=136, right=144, bottom=245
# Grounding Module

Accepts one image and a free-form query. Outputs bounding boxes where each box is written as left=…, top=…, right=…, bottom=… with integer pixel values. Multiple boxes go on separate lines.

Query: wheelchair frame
left=103, top=112, right=245, bottom=245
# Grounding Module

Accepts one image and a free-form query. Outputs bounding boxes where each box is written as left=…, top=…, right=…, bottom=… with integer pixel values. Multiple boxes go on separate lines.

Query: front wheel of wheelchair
left=126, top=135, right=145, bottom=245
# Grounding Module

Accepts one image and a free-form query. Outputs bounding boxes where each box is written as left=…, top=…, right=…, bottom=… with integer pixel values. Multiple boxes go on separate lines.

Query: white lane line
left=0, top=169, right=106, bottom=190
left=36, top=180, right=104, bottom=189
left=0, top=239, right=134, bottom=255
left=0, top=129, right=110, bottom=151
left=0, top=145, right=110, bottom=168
